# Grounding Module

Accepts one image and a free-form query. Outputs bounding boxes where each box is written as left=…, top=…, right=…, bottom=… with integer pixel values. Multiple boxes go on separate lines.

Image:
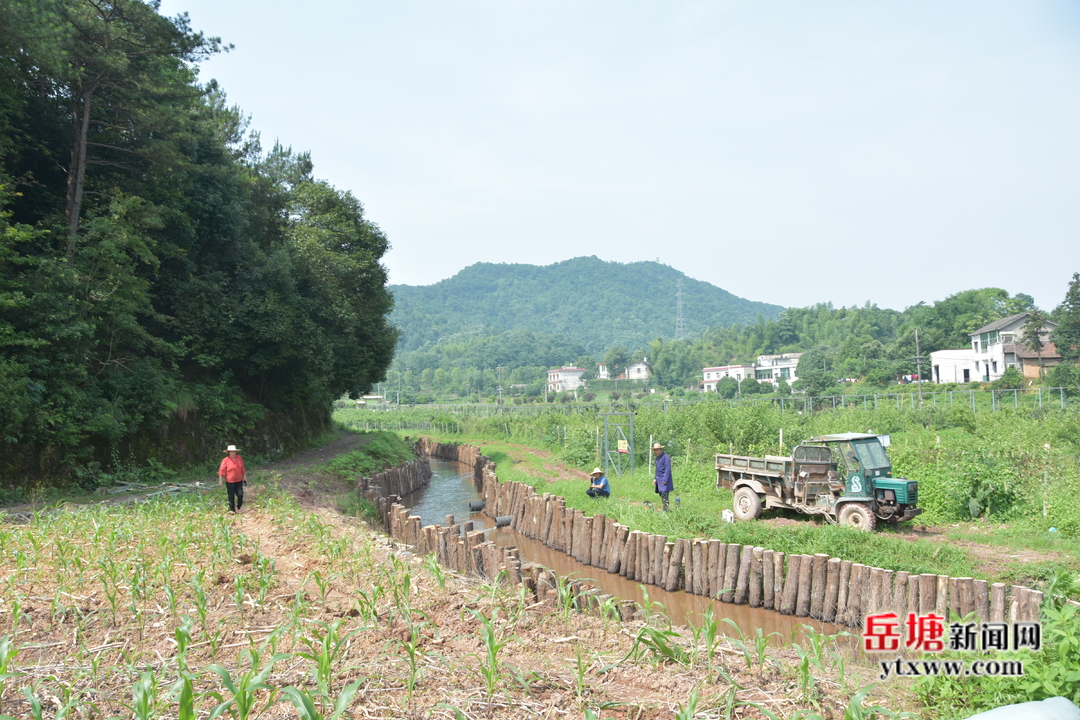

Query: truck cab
left=716, top=432, right=921, bottom=531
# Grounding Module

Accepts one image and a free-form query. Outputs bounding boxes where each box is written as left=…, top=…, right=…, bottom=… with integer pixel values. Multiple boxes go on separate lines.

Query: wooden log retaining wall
left=379, top=439, right=1046, bottom=628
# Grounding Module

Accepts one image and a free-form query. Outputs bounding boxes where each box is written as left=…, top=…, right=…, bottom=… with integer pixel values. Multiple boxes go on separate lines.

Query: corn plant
left=470, top=608, right=518, bottom=713
left=281, top=679, right=364, bottom=720
left=296, top=620, right=362, bottom=699
left=424, top=552, right=446, bottom=589
left=673, top=687, right=700, bottom=720
left=0, top=635, right=22, bottom=714
left=206, top=646, right=290, bottom=720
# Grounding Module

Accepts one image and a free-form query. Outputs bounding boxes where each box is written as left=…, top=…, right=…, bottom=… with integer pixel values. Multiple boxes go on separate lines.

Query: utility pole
left=497, top=366, right=504, bottom=406
left=913, top=329, right=924, bottom=405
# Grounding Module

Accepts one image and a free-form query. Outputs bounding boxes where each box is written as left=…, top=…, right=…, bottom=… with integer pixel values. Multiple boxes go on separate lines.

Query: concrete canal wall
left=362, top=438, right=1045, bottom=627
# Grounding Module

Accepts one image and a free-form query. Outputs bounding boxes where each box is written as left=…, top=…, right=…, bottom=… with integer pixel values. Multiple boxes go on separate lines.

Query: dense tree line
left=389, top=282, right=1080, bottom=401
left=0, top=0, right=396, bottom=481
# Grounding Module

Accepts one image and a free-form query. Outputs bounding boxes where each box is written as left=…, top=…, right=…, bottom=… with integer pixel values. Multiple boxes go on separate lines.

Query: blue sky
left=160, top=1, right=1080, bottom=312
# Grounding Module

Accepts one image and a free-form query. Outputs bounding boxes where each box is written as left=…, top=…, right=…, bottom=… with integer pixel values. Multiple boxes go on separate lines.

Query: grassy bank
left=335, top=401, right=1080, bottom=593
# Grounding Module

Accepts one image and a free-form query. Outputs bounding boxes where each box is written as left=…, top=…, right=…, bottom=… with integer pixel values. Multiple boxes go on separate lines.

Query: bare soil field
left=0, top=439, right=912, bottom=719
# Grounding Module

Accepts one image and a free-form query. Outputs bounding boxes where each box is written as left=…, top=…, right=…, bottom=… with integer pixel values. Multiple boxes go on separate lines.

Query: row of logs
left=482, top=475, right=1045, bottom=627
left=382, top=440, right=1046, bottom=629
left=358, top=456, right=432, bottom=525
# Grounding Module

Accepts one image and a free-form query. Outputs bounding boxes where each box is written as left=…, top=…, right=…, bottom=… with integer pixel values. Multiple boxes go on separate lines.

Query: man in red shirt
left=218, top=444, right=246, bottom=513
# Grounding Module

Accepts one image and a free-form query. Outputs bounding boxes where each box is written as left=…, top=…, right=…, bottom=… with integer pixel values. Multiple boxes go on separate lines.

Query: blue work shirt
left=591, top=475, right=610, bottom=493
left=654, top=452, right=673, bottom=492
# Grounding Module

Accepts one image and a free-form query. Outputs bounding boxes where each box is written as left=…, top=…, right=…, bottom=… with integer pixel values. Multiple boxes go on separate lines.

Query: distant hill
left=390, top=257, right=785, bottom=355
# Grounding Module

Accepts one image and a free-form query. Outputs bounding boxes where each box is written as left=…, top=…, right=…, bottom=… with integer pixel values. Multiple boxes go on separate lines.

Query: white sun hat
left=224, top=445, right=240, bottom=453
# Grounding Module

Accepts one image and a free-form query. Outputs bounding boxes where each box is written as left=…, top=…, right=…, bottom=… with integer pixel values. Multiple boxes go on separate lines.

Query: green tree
left=1020, top=309, right=1050, bottom=380
left=715, top=376, right=738, bottom=399
left=1051, top=273, right=1080, bottom=364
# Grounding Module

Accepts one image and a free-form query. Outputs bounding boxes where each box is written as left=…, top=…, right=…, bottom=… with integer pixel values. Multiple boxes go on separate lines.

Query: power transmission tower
left=675, top=279, right=687, bottom=340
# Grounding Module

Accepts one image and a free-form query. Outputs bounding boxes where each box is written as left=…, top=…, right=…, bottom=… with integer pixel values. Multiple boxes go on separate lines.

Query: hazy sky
left=160, top=1, right=1080, bottom=312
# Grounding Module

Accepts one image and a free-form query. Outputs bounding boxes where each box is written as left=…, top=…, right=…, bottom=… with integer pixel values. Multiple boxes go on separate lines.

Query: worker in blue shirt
left=653, top=442, right=674, bottom=511
left=587, top=467, right=610, bottom=498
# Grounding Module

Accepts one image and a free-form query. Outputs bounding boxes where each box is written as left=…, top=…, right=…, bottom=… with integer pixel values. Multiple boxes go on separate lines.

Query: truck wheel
left=733, top=487, right=762, bottom=521
left=838, top=503, right=876, bottom=532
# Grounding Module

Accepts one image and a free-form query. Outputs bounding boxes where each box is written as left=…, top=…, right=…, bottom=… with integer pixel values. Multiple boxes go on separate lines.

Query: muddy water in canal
left=402, top=459, right=839, bottom=640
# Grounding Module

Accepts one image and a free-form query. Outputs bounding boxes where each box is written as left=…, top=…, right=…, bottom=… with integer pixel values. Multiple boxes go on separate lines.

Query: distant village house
left=929, top=312, right=1060, bottom=384
left=547, top=366, right=588, bottom=393
left=702, top=353, right=801, bottom=392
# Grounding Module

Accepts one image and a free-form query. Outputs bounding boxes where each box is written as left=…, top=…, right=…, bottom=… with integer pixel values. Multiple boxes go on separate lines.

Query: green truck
left=715, top=433, right=921, bottom=531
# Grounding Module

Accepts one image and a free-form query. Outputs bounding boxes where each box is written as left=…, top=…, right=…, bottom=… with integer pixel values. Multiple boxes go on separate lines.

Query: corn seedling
left=470, top=608, right=517, bottom=713
left=0, top=635, right=22, bottom=713
left=296, top=619, right=362, bottom=699
left=673, top=687, right=700, bottom=720
left=424, top=552, right=447, bottom=589
left=281, top=679, right=364, bottom=720
left=206, top=647, right=290, bottom=720
left=625, top=625, right=690, bottom=667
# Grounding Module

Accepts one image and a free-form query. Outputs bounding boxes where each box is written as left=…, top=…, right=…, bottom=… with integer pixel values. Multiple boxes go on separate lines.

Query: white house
left=930, top=312, right=1058, bottom=384
left=624, top=360, right=650, bottom=381
left=754, top=353, right=802, bottom=386
left=702, top=364, right=755, bottom=392
left=596, top=363, right=610, bottom=380
left=547, top=366, right=587, bottom=393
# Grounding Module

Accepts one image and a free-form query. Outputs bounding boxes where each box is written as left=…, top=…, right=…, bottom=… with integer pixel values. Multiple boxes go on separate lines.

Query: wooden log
left=660, top=543, right=673, bottom=589
left=1026, top=590, right=1044, bottom=622
left=590, top=514, right=606, bottom=567
left=936, top=575, right=950, bottom=617
left=867, top=567, right=883, bottom=615
left=699, top=540, right=713, bottom=597
left=957, top=577, right=975, bottom=619
left=540, top=498, right=555, bottom=546
left=893, top=572, right=909, bottom=621
left=833, top=561, right=851, bottom=621
left=653, top=536, right=668, bottom=587
left=681, top=537, right=694, bottom=592
left=919, top=574, right=937, bottom=614
left=709, top=540, right=724, bottom=599
left=881, top=570, right=895, bottom=614
left=763, top=550, right=776, bottom=610
left=749, top=547, right=764, bottom=608
left=795, top=555, right=812, bottom=617
left=990, top=582, right=1006, bottom=622
left=779, top=554, right=800, bottom=615
left=665, top=539, right=687, bottom=592
left=973, top=579, right=989, bottom=623
left=907, top=575, right=919, bottom=619
left=634, top=533, right=647, bottom=583
left=809, top=554, right=828, bottom=619
left=722, top=544, right=740, bottom=603
left=1009, top=585, right=1023, bottom=623
left=506, top=558, right=521, bottom=586
left=845, top=564, right=866, bottom=626
left=734, top=544, right=754, bottom=605
left=691, top=540, right=704, bottom=595
left=823, top=558, right=841, bottom=623
left=610, top=524, right=628, bottom=574
left=571, top=511, right=585, bottom=561
left=581, top=517, right=594, bottom=566
left=773, top=552, right=785, bottom=610
left=622, top=531, right=637, bottom=578
left=948, top=577, right=961, bottom=620
left=714, top=542, right=729, bottom=600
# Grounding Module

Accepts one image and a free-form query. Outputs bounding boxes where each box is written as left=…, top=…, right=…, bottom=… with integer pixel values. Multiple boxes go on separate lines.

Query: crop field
left=0, top=483, right=901, bottom=719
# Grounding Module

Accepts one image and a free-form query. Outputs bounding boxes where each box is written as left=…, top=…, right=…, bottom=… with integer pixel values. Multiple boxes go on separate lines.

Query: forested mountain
left=0, top=0, right=396, bottom=481
left=390, top=257, right=784, bottom=355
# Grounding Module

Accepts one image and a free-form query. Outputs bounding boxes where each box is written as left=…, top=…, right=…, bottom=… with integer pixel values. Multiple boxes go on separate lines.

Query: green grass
left=317, top=431, right=415, bottom=480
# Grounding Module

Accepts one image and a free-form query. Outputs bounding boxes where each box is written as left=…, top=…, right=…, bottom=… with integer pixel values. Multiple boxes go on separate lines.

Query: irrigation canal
left=401, top=458, right=836, bottom=639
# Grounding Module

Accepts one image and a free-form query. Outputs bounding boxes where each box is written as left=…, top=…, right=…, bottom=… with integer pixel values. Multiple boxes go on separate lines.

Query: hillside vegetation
left=0, top=0, right=396, bottom=484
left=390, top=256, right=784, bottom=355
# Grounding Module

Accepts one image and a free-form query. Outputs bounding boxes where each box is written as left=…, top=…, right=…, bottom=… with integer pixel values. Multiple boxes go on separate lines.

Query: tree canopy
left=0, top=0, right=396, bottom=481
